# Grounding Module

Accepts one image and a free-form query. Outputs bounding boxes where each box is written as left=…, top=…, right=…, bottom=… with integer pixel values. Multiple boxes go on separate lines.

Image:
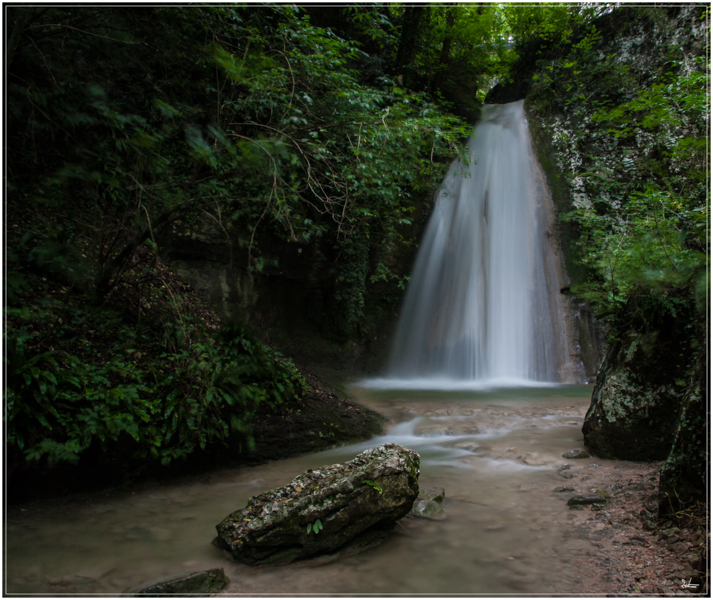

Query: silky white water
left=383, top=101, right=572, bottom=387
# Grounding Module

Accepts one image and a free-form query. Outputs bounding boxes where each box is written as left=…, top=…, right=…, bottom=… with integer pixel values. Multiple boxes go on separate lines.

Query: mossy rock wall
left=166, top=205, right=425, bottom=374
left=658, top=351, right=708, bottom=516
left=515, top=5, right=708, bottom=515
left=582, top=342, right=679, bottom=460
left=526, top=106, right=606, bottom=381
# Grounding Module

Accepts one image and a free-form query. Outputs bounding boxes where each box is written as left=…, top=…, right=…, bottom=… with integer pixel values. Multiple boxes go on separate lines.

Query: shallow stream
left=6, top=384, right=619, bottom=595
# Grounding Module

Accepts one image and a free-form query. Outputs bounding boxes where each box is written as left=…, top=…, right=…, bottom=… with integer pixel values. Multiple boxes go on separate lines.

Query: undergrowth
left=5, top=245, right=308, bottom=468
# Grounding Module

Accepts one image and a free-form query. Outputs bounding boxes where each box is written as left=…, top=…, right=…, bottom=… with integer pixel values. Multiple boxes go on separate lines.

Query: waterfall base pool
left=7, top=385, right=631, bottom=595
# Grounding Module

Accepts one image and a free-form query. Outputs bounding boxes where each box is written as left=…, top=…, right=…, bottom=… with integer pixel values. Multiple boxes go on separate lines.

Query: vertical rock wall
left=520, top=5, right=708, bottom=507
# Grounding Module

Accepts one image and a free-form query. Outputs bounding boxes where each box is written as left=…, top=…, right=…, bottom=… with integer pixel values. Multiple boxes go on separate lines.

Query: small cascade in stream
left=382, top=101, right=573, bottom=388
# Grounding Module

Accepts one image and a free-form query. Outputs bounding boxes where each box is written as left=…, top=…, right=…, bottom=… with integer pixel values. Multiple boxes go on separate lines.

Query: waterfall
left=383, top=101, right=573, bottom=389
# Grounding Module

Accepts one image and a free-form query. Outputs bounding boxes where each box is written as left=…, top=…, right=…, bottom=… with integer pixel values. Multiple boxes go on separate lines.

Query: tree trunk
left=433, top=5, right=457, bottom=92
left=7, top=8, right=29, bottom=68
left=395, top=6, right=424, bottom=74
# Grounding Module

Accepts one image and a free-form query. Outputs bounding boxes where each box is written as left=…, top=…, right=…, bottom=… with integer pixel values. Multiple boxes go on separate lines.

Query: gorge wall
left=499, top=5, right=708, bottom=510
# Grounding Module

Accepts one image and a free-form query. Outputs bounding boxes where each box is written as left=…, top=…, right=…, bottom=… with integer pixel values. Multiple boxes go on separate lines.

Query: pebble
left=562, top=448, right=590, bottom=459
left=454, top=443, right=479, bottom=453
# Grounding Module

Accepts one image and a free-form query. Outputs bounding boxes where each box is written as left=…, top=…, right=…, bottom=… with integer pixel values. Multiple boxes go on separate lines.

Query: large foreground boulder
left=214, top=443, right=420, bottom=565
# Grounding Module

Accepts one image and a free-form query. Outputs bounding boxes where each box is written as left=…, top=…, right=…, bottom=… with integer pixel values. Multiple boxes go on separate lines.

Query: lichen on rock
left=214, top=443, right=420, bottom=565
left=582, top=338, right=682, bottom=461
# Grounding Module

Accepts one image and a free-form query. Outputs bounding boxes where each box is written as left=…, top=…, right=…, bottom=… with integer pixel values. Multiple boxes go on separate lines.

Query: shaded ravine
left=4, top=384, right=661, bottom=596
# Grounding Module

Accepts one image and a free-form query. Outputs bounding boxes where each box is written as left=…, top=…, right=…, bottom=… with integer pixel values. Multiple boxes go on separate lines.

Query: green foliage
left=5, top=304, right=307, bottom=466
left=503, top=4, right=613, bottom=44
left=529, top=25, right=636, bottom=114
left=7, top=5, right=470, bottom=330
left=306, top=518, right=324, bottom=534
left=362, top=479, right=383, bottom=494
left=592, top=57, right=708, bottom=179
left=6, top=5, right=485, bottom=472
left=525, top=6, right=709, bottom=334
left=395, top=5, right=517, bottom=118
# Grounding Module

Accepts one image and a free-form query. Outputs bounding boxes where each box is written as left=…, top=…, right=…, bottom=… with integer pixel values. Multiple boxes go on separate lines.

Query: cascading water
left=381, top=101, right=573, bottom=388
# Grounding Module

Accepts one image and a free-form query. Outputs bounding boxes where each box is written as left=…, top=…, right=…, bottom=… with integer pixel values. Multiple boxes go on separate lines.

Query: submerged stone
left=409, top=498, right=446, bottom=520
left=419, top=486, right=446, bottom=504
left=454, top=443, right=479, bottom=453
left=562, top=448, right=590, bottom=459
left=409, top=486, right=446, bottom=519
left=131, top=568, right=228, bottom=596
left=214, top=443, right=420, bottom=565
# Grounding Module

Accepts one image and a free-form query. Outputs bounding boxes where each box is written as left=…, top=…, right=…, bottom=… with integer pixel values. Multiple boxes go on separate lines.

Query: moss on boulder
left=582, top=342, right=680, bottom=460
left=214, top=443, right=420, bottom=565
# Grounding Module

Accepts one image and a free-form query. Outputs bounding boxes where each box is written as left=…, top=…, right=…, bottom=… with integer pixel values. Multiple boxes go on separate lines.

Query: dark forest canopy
left=4, top=4, right=709, bottom=506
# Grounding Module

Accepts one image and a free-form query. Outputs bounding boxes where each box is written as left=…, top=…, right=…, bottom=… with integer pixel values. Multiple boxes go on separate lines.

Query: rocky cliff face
left=166, top=215, right=416, bottom=374
left=520, top=5, right=707, bottom=506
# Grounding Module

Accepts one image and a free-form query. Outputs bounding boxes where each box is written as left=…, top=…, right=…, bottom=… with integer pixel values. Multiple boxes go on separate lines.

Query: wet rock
left=567, top=495, right=609, bottom=506
left=554, top=486, right=576, bottom=493
left=214, top=443, right=420, bottom=565
left=454, top=443, right=479, bottom=453
left=659, top=527, right=681, bottom=540
left=409, top=486, right=446, bottom=519
left=131, top=569, right=228, bottom=596
left=558, top=470, right=577, bottom=479
left=409, top=487, right=446, bottom=520
left=659, top=355, right=706, bottom=517
left=670, top=542, right=690, bottom=554
left=642, top=520, right=657, bottom=531
left=409, top=499, right=446, bottom=520
left=582, top=343, right=680, bottom=461
left=562, top=448, right=590, bottom=459
left=418, top=486, right=445, bottom=504
left=522, top=453, right=550, bottom=466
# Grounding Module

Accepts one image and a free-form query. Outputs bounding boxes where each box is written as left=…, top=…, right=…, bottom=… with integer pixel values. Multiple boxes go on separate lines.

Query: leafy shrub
left=5, top=309, right=307, bottom=466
